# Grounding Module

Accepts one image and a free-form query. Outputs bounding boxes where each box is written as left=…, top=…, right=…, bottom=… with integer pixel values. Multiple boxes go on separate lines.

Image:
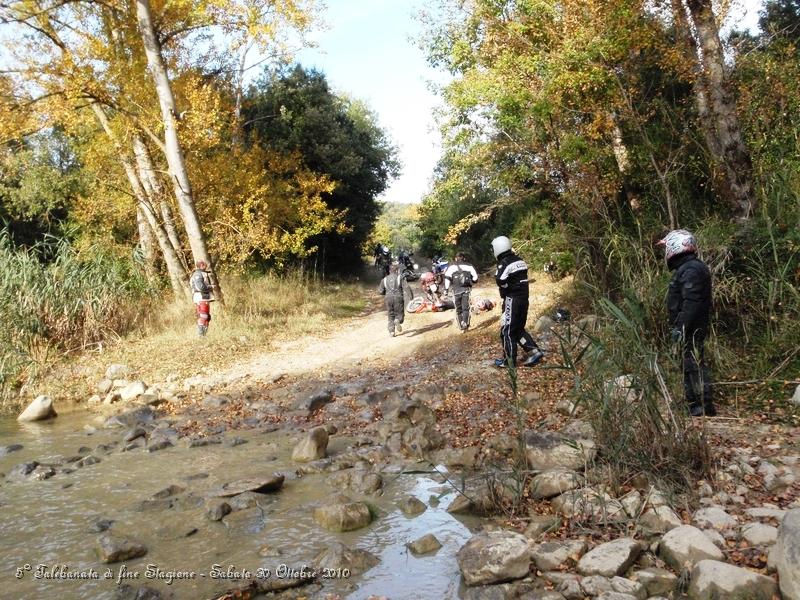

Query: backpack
left=451, top=266, right=473, bottom=288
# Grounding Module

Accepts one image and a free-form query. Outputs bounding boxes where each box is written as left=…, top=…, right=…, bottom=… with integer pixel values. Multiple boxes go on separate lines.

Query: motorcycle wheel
left=406, top=297, right=427, bottom=314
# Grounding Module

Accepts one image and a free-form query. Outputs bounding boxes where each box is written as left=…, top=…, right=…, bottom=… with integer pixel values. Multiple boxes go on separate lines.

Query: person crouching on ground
left=190, top=260, right=214, bottom=337
left=444, top=252, right=478, bottom=333
left=658, top=229, right=716, bottom=417
left=378, top=263, right=413, bottom=337
left=491, top=236, right=544, bottom=368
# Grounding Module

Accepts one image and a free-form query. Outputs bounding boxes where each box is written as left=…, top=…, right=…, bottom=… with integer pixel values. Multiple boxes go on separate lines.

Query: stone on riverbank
left=313, top=498, right=372, bottom=532
left=398, top=495, right=427, bottom=517
left=407, top=534, right=442, bottom=555
left=96, top=533, right=147, bottom=563
left=313, top=542, right=378, bottom=574
left=523, top=431, right=596, bottom=471
left=17, top=395, right=57, bottom=422
left=577, top=538, right=642, bottom=577
left=456, top=530, right=532, bottom=587
left=207, top=475, right=285, bottom=497
left=119, top=381, right=147, bottom=402
left=292, top=427, right=329, bottom=462
left=688, top=560, right=777, bottom=600
left=530, top=468, right=583, bottom=499
left=659, top=525, right=724, bottom=570
left=775, top=509, right=800, bottom=600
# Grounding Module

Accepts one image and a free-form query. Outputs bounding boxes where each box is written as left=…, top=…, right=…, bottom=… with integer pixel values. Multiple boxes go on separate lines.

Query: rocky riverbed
left=2, top=310, right=800, bottom=600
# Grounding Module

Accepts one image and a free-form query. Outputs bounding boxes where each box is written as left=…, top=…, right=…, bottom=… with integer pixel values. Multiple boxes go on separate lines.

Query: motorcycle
left=431, top=255, right=449, bottom=288
left=373, top=244, right=392, bottom=277
left=397, top=249, right=420, bottom=281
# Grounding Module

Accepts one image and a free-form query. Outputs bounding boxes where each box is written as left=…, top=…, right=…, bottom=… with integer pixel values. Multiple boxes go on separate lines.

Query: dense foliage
left=243, top=66, right=399, bottom=273
left=419, top=0, right=799, bottom=412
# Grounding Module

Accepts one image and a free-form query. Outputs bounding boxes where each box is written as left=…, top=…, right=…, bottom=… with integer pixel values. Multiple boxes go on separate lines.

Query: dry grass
left=11, top=273, right=368, bottom=411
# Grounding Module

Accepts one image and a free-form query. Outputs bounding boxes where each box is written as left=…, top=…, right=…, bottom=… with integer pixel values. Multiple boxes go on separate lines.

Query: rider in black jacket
left=378, top=263, right=413, bottom=337
left=660, top=229, right=716, bottom=417
left=491, top=236, right=544, bottom=368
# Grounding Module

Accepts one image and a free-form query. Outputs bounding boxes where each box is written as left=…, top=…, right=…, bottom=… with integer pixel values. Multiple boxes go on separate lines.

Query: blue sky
left=296, top=0, right=443, bottom=205
left=291, top=0, right=764, bottom=206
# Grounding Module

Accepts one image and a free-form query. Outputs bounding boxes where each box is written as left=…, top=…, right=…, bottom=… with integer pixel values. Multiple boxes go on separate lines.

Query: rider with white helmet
left=491, top=236, right=544, bottom=368
left=659, top=229, right=716, bottom=417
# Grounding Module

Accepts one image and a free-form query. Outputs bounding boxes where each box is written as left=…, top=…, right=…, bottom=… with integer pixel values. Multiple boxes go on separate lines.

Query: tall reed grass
left=0, top=232, right=154, bottom=401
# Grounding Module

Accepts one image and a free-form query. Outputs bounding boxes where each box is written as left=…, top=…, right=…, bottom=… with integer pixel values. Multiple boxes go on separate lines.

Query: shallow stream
left=0, top=413, right=478, bottom=600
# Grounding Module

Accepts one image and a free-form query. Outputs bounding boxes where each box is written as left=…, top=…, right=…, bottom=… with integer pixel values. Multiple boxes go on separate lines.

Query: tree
left=243, top=66, right=400, bottom=274
left=675, top=0, right=756, bottom=223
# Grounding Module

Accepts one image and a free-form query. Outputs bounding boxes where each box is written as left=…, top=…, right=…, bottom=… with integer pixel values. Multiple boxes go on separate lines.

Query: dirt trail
left=186, top=275, right=574, bottom=390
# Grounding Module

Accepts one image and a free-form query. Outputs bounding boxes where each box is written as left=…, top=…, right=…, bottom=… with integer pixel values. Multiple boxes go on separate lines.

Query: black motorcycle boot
left=688, top=401, right=716, bottom=417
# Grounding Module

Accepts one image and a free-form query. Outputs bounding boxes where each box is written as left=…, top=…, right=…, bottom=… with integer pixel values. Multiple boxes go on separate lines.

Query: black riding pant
left=386, top=295, right=405, bottom=333
left=500, top=296, right=539, bottom=366
left=683, top=331, right=713, bottom=407
left=453, top=290, right=471, bottom=329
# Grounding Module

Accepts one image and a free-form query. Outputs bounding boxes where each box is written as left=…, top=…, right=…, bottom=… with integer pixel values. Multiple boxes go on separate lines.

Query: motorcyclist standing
left=378, top=263, right=414, bottom=337
left=491, top=236, right=544, bottom=368
left=444, top=252, right=478, bottom=332
left=190, top=260, right=214, bottom=337
left=659, top=229, right=716, bottom=417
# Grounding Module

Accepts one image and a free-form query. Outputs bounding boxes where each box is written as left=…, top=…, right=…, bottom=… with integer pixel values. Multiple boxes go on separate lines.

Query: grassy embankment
left=0, top=233, right=369, bottom=412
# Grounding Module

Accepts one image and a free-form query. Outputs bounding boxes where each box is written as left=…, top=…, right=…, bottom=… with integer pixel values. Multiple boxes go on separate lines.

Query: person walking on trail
left=444, top=252, right=478, bottom=333
left=378, top=263, right=413, bottom=337
left=658, top=229, right=716, bottom=417
left=491, top=236, right=544, bottom=368
left=190, top=260, right=214, bottom=337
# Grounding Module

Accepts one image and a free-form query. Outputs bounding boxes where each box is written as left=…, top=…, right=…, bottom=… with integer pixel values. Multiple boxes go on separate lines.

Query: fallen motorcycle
left=406, top=296, right=455, bottom=313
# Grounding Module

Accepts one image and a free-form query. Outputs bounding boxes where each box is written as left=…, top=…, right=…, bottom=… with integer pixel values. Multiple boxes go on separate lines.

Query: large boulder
left=775, top=509, right=800, bottom=600
left=313, top=499, right=372, bottom=532
left=17, top=395, right=57, bottom=422
left=530, top=468, right=583, bottom=500
left=577, top=538, right=642, bottom=577
left=688, top=560, right=777, bottom=600
left=96, top=533, right=147, bottom=563
left=523, top=431, right=596, bottom=471
left=292, top=427, right=329, bottom=462
left=456, top=530, right=532, bottom=587
left=659, top=525, right=724, bottom=570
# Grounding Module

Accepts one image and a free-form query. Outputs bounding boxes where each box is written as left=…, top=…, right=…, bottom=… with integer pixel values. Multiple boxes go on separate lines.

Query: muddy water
left=0, top=414, right=478, bottom=600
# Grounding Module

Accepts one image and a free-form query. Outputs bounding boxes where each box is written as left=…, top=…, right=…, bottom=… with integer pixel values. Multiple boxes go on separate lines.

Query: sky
left=293, top=0, right=766, bottom=206
left=295, top=0, right=443, bottom=205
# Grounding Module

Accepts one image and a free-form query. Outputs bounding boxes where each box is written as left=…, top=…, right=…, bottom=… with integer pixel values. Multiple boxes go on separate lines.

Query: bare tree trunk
left=91, top=103, right=188, bottom=299
left=232, top=37, right=254, bottom=146
left=136, top=204, right=158, bottom=280
left=132, top=134, right=188, bottom=271
left=682, top=0, right=756, bottom=222
left=135, top=0, right=225, bottom=304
